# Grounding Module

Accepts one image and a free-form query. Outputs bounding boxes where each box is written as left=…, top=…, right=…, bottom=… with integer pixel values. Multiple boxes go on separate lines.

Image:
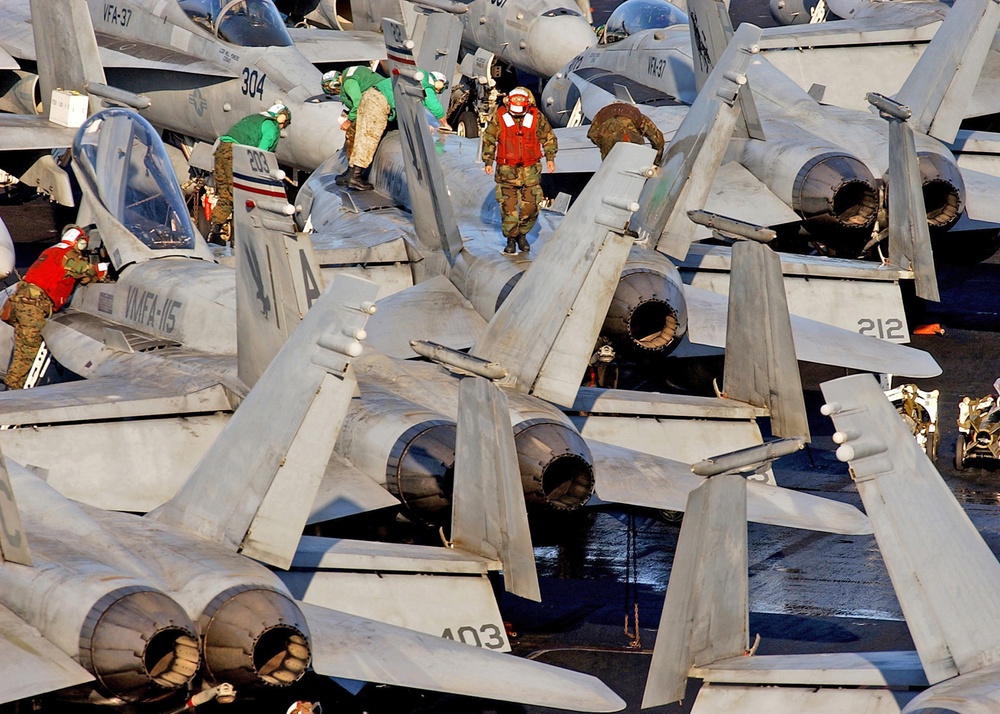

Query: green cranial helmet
left=321, top=70, right=341, bottom=95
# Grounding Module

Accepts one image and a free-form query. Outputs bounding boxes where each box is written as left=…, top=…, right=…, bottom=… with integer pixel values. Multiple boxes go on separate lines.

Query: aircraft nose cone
left=525, top=15, right=597, bottom=79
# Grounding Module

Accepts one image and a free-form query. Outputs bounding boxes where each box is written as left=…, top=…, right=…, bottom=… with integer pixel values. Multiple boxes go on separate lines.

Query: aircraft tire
left=955, top=434, right=966, bottom=471
left=457, top=111, right=479, bottom=139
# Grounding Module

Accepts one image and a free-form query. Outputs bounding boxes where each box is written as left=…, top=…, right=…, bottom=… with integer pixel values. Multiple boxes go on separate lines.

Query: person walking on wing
left=4, top=226, right=106, bottom=389
left=346, top=69, right=451, bottom=191
left=209, top=103, right=292, bottom=242
left=481, top=87, right=557, bottom=254
left=586, top=102, right=665, bottom=165
left=321, top=67, right=385, bottom=185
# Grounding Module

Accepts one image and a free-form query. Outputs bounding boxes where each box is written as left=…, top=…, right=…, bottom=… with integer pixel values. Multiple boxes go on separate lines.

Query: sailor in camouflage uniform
left=586, top=102, right=665, bottom=165
left=481, top=87, right=557, bottom=254
left=5, top=226, right=106, bottom=389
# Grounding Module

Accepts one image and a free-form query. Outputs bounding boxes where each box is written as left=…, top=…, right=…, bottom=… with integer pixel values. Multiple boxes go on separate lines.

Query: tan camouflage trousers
left=5, top=284, right=52, bottom=390
left=211, top=141, right=234, bottom=227
left=344, top=120, right=356, bottom=160
left=351, top=89, right=390, bottom=169
left=496, top=183, right=545, bottom=240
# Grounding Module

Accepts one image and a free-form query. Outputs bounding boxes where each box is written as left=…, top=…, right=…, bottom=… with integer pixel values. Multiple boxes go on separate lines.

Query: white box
left=49, top=89, right=89, bottom=128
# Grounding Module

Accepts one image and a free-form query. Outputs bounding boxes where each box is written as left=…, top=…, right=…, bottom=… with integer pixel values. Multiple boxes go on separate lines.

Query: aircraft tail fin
left=821, top=374, right=1000, bottom=683
left=451, top=377, right=540, bottom=601
left=390, top=66, right=465, bottom=264
left=230, top=145, right=326, bottom=388
left=0, top=456, right=32, bottom=566
left=29, top=0, right=106, bottom=115
left=147, top=273, right=379, bottom=569
left=871, top=94, right=940, bottom=302
left=723, top=240, right=810, bottom=440
left=642, top=472, right=749, bottom=707
left=893, top=0, right=1000, bottom=143
left=382, top=10, right=464, bottom=108
left=632, top=23, right=764, bottom=259
left=469, top=142, right=652, bottom=408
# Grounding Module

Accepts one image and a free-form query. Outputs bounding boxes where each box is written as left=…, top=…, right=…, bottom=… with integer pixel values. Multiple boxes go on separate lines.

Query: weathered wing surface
left=286, top=28, right=386, bottom=64
left=307, top=452, right=401, bottom=524
left=957, top=167, right=1000, bottom=224
left=822, top=374, right=1000, bottom=684
left=300, top=601, right=626, bottom=712
left=0, top=603, right=94, bottom=704
left=588, top=439, right=872, bottom=534
left=684, top=284, right=941, bottom=377
left=0, top=115, right=79, bottom=151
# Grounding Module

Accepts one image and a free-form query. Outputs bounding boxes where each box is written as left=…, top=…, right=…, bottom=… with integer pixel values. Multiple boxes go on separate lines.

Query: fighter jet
left=0, top=0, right=386, bottom=173
left=0, top=268, right=632, bottom=713
left=640, top=371, right=1000, bottom=713
left=289, top=0, right=597, bottom=79
left=541, top=0, right=1000, bottom=261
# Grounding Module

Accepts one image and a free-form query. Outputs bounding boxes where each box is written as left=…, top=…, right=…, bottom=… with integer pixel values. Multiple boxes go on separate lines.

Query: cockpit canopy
left=602, top=0, right=689, bottom=43
left=178, top=0, right=293, bottom=47
left=74, top=109, right=198, bottom=251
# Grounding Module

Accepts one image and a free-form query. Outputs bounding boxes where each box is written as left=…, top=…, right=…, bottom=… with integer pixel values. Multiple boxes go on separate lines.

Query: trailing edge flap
left=0, top=454, right=31, bottom=566
left=588, top=439, right=872, bottom=535
left=363, top=276, right=486, bottom=358
left=723, top=241, right=809, bottom=441
left=686, top=0, right=763, bottom=141
left=886, top=116, right=938, bottom=301
left=893, top=0, right=1000, bottom=143
left=684, top=284, right=942, bottom=378
left=0, top=602, right=94, bottom=702
left=957, top=167, right=1000, bottom=224
left=308, top=451, right=401, bottom=524
left=631, top=23, right=763, bottom=259
left=642, top=474, right=749, bottom=707
left=232, top=144, right=326, bottom=389
left=0, top=116, right=78, bottom=151
left=300, top=601, right=626, bottom=711
left=470, top=142, right=651, bottom=408
left=822, top=375, right=1000, bottom=684
left=148, top=274, right=379, bottom=570
left=29, top=0, right=105, bottom=114
left=285, top=28, right=386, bottom=63
left=391, top=71, right=464, bottom=263
left=0, top=373, right=231, bottom=426
left=451, top=378, right=539, bottom=601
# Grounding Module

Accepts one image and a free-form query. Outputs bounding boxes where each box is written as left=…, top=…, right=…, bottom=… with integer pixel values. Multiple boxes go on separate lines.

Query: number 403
left=441, top=624, right=505, bottom=649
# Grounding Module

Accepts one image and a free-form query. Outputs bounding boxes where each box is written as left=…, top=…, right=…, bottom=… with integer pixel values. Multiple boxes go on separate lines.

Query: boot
left=502, top=239, right=517, bottom=254
left=334, top=167, right=351, bottom=186
left=517, top=236, right=530, bottom=253
left=347, top=166, right=373, bottom=191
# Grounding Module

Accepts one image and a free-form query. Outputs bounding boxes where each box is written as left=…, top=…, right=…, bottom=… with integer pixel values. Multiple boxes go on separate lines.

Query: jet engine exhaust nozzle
left=81, top=587, right=200, bottom=702
left=201, top=587, right=311, bottom=688
left=604, top=269, right=686, bottom=355
left=388, top=421, right=458, bottom=523
left=514, top=420, right=595, bottom=511
left=917, top=151, right=964, bottom=232
left=793, top=153, right=879, bottom=235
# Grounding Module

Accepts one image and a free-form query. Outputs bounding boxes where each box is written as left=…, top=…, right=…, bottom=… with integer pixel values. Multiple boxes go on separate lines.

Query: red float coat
left=23, top=241, right=93, bottom=310
left=493, top=107, right=544, bottom=167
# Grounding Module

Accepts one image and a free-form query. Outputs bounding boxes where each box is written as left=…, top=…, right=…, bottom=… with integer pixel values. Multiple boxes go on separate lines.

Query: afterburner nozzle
left=793, top=153, right=880, bottom=236
left=514, top=420, right=595, bottom=511
left=604, top=269, right=686, bottom=355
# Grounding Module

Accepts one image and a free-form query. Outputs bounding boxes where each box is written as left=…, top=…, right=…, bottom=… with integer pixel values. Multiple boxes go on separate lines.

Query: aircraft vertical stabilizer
left=231, top=145, right=326, bottom=388
left=893, top=0, right=1000, bottom=143
left=821, top=374, right=1000, bottom=684
left=642, top=473, right=749, bottom=707
left=875, top=95, right=940, bottom=302
left=632, top=23, right=764, bottom=258
left=382, top=11, right=463, bottom=109
left=29, top=0, right=106, bottom=114
left=391, top=69, right=465, bottom=263
left=470, top=142, right=652, bottom=407
left=148, top=273, right=379, bottom=569
left=723, top=240, right=810, bottom=440
left=0, top=457, right=31, bottom=566
left=451, top=377, right=540, bottom=601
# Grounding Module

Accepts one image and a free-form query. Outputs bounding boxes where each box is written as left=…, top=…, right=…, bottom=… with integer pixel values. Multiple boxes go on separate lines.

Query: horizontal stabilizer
left=301, top=602, right=625, bottom=711
left=685, top=284, right=941, bottom=377
left=149, top=275, right=379, bottom=568
left=821, top=374, right=1000, bottom=683
left=472, top=142, right=652, bottom=407
left=29, top=0, right=106, bottom=113
left=0, top=453, right=31, bottom=566
left=308, top=452, right=401, bottom=524
left=643, top=474, right=748, bottom=707
left=0, top=603, right=93, bottom=704
left=285, top=28, right=386, bottom=63
left=589, top=439, right=871, bottom=534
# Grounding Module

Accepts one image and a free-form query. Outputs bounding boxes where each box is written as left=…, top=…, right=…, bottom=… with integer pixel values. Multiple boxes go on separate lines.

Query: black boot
left=502, top=239, right=517, bottom=254
left=334, top=167, right=351, bottom=186
left=347, top=166, right=373, bottom=191
left=517, top=236, right=530, bottom=253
